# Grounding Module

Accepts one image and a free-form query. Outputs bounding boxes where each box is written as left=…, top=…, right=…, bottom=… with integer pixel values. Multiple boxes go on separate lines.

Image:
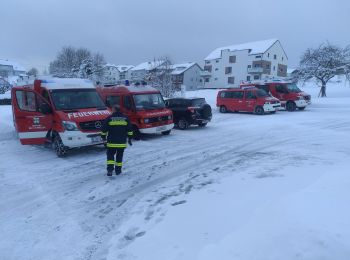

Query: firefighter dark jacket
left=101, top=111, right=133, bottom=148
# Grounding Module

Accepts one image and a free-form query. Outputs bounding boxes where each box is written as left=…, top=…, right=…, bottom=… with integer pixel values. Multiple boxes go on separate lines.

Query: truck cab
left=241, top=81, right=311, bottom=111
left=11, top=78, right=111, bottom=156
left=97, top=85, right=174, bottom=138
left=217, top=87, right=281, bottom=115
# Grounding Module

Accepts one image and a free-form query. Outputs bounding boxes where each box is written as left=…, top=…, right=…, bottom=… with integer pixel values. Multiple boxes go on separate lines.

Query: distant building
left=203, top=39, right=288, bottom=88
left=130, top=60, right=168, bottom=82
left=171, top=62, right=203, bottom=91
left=102, top=64, right=134, bottom=85
left=0, top=59, right=27, bottom=78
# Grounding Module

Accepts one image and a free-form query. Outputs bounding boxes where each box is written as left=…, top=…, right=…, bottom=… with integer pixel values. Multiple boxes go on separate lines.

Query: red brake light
left=187, top=107, right=196, bottom=113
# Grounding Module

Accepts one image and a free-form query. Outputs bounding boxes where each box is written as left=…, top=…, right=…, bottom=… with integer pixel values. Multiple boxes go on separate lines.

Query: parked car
left=97, top=84, right=174, bottom=139
left=240, top=80, right=311, bottom=111
left=165, top=97, right=212, bottom=130
left=217, top=87, right=281, bottom=115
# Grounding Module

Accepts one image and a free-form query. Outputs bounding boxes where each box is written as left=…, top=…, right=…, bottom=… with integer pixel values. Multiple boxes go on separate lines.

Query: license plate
left=156, top=126, right=166, bottom=131
left=91, top=136, right=102, bottom=143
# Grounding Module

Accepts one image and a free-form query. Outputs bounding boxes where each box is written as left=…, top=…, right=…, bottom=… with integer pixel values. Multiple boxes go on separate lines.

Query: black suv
left=165, top=97, right=212, bottom=130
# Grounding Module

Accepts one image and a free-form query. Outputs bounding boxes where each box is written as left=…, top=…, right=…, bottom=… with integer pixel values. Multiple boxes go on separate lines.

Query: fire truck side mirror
left=39, top=103, right=52, bottom=114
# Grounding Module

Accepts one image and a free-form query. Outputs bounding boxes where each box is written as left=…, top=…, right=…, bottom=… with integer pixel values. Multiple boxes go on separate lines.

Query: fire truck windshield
left=287, top=84, right=302, bottom=93
left=256, top=89, right=269, bottom=97
left=133, top=93, right=165, bottom=110
left=51, top=89, right=106, bottom=110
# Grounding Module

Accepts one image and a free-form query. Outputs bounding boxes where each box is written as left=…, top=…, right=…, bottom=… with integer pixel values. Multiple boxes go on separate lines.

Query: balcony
left=247, top=67, right=264, bottom=74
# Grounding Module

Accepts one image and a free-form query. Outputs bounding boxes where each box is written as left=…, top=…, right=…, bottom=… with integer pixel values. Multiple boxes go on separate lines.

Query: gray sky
left=1, top=0, right=349, bottom=72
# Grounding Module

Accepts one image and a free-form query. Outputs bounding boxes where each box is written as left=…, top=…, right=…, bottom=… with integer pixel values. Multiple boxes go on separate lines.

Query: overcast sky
left=1, top=0, right=349, bottom=72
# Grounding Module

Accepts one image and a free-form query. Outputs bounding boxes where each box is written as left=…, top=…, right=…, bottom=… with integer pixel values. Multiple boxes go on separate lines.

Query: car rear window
left=191, top=98, right=206, bottom=107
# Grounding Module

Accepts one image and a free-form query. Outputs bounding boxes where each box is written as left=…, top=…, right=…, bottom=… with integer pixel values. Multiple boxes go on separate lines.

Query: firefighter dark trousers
left=107, top=148, right=125, bottom=171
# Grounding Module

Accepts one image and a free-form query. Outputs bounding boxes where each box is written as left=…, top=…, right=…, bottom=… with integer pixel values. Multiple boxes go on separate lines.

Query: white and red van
left=240, top=80, right=311, bottom=111
left=217, top=87, right=281, bottom=115
left=97, top=84, right=174, bottom=138
left=11, top=78, right=111, bottom=156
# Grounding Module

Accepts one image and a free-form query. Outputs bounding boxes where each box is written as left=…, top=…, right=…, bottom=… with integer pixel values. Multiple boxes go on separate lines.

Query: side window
left=123, top=96, right=132, bottom=110
left=15, top=90, right=37, bottom=112
left=256, top=85, right=269, bottom=93
left=275, top=85, right=286, bottom=93
left=246, top=91, right=257, bottom=99
left=232, top=91, right=244, bottom=99
left=106, top=96, right=120, bottom=108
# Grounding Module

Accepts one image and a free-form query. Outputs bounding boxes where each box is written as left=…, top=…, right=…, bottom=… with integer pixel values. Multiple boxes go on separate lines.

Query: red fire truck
left=240, top=79, right=311, bottom=111
left=11, top=78, right=111, bottom=156
left=97, top=84, right=174, bottom=138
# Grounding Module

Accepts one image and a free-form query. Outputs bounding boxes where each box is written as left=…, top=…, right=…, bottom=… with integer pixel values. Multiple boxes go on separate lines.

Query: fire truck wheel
left=177, top=118, right=189, bottom=130
left=219, top=106, right=227, bottom=113
left=254, top=106, right=265, bottom=115
left=286, top=101, right=296, bottom=112
left=53, top=134, right=67, bottom=157
left=161, top=130, right=171, bottom=135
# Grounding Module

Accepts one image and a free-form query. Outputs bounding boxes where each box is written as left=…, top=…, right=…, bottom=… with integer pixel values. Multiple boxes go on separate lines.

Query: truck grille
left=148, top=115, right=170, bottom=123
left=79, top=120, right=103, bottom=131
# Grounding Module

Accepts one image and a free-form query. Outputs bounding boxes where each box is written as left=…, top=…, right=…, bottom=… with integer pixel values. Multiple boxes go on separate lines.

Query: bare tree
left=146, top=57, right=176, bottom=97
left=27, top=67, right=38, bottom=77
left=49, top=46, right=106, bottom=82
left=298, top=42, right=350, bottom=97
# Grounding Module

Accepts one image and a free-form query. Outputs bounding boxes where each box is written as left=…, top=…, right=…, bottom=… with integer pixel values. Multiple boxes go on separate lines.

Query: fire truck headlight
left=62, top=121, right=79, bottom=131
left=143, top=118, right=150, bottom=124
left=168, top=115, right=172, bottom=120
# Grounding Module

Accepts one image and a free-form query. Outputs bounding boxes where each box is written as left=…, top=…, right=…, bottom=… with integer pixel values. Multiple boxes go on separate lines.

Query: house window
left=255, top=55, right=261, bottom=58
left=282, top=56, right=284, bottom=61
left=254, top=75, right=260, bottom=80
left=268, top=53, right=270, bottom=58
left=215, top=60, right=219, bottom=63
left=229, top=56, right=236, bottom=63
left=273, top=66, right=276, bottom=71
left=215, top=78, right=218, bottom=81
left=225, top=67, right=232, bottom=74
left=205, top=61, right=211, bottom=64
left=274, top=54, right=277, bottom=60
left=228, top=77, right=235, bottom=84
left=247, top=76, right=251, bottom=81
left=248, top=65, right=251, bottom=68
left=205, top=78, right=209, bottom=83
left=215, top=68, right=219, bottom=71
left=204, top=65, right=212, bottom=72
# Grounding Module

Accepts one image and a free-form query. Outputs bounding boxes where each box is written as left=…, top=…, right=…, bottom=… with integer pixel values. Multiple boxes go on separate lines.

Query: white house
left=0, top=59, right=27, bottom=78
left=130, top=60, right=168, bottom=82
left=171, top=62, right=203, bottom=91
left=102, top=64, right=134, bottom=85
left=203, top=39, right=288, bottom=88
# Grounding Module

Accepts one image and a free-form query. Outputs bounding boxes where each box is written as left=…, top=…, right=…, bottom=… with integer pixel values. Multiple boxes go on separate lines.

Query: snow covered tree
left=298, top=43, right=350, bottom=97
left=27, top=67, right=38, bottom=77
left=146, top=57, right=175, bottom=97
left=49, top=46, right=106, bottom=82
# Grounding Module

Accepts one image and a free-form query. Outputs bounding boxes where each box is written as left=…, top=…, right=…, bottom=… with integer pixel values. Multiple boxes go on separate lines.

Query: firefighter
left=101, top=105, right=133, bottom=176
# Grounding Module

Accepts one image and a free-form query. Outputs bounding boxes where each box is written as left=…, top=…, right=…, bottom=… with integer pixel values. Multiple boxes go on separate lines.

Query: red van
left=97, top=85, right=174, bottom=138
left=240, top=80, right=311, bottom=111
left=217, top=87, right=280, bottom=115
left=11, top=78, right=111, bottom=156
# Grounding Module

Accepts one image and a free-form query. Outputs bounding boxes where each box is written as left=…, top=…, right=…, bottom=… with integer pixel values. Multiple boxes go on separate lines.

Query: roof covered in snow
left=39, top=78, right=95, bottom=90
left=0, top=59, right=27, bottom=72
left=171, top=62, right=199, bottom=75
left=131, top=61, right=166, bottom=71
left=205, top=39, right=279, bottom=60
left=116, top=65, right=134, bottom=72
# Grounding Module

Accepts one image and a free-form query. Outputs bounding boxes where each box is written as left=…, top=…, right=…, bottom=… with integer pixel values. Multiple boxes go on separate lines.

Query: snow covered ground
left=1, top=80, right=350, bottom=260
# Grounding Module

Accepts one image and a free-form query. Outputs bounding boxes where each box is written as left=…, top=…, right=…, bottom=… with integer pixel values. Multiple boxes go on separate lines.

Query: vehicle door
left=12, top=88, right=53, bottom=145
left=244, top=91, right=258, bottom=112
left=231, top=91, right=245, bottom=111
left=275, top=84, right=288, bottom=101
left=106, top=95, right=121, bottom=108
left=121, top=95, right=135, bottom=123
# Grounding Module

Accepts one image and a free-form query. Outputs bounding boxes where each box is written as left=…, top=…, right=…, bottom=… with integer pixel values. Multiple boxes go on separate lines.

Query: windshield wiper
left=97, top=106, right=107, bottom=110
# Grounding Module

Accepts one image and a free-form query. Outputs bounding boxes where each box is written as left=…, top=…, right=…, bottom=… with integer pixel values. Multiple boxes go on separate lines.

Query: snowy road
left=1, top=82, right=350, bottom=260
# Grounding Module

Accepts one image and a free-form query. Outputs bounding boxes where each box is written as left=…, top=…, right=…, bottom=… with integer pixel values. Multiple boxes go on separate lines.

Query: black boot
left=107, top=169, right=113, bottom=176
left=115, top=166, right=122, bottom=175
